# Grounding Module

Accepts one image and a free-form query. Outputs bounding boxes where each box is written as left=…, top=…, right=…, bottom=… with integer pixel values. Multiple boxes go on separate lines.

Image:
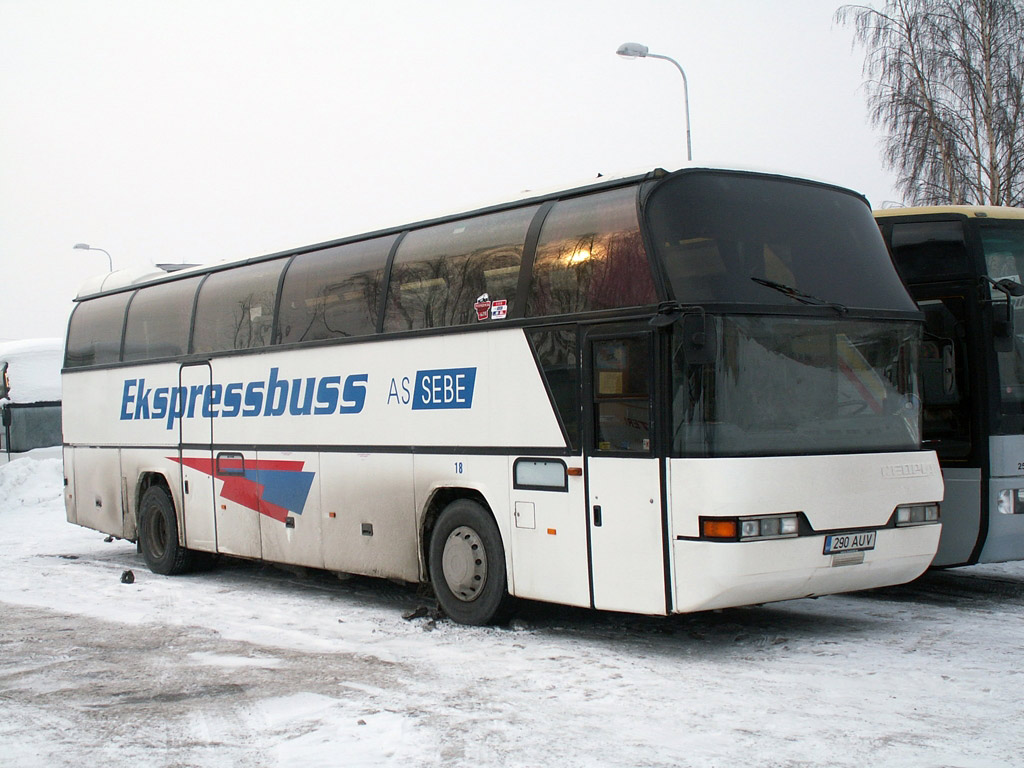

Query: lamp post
left=616, top=42, right=692, bottom=162
left=73, top=243, right=113, bottom=272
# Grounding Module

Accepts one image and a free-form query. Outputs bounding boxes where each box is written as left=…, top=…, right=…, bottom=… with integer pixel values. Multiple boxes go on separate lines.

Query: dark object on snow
left=402, top=606, right=429, bottom=621
left=120, top=570, right=135, bottom=584
left=104, top=536, right=114, bottom=543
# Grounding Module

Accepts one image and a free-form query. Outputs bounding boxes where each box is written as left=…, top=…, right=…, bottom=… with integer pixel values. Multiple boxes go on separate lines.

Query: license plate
left=823, top=531, right=876, bottom=555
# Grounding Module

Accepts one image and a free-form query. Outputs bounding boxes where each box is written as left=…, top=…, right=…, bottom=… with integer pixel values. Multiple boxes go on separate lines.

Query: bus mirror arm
left=653, top=304, right=717, bottom=365
left=650, top=301, right=685, bottom=328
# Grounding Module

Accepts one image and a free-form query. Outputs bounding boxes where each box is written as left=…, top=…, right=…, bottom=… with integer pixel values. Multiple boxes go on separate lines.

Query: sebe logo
left=412, top=368, right=476, bottom=410
left=387, top=367, right=477, bottom=410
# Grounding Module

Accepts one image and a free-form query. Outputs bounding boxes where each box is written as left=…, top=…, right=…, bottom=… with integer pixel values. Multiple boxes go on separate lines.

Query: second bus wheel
left=137, top=485, right=193, bottom=575
left=428, top=499, right=513, bottom=625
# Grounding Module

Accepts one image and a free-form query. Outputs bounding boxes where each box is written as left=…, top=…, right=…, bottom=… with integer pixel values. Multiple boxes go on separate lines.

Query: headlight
left=702, top=514, right=800, bottom=541
left=895, top=503, right=940, bottom=526
left=740, top=514, right=799, bottom=540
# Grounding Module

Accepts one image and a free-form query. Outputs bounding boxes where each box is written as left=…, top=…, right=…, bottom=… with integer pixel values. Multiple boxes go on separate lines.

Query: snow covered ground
left=1, top=454, right=1022, bottom=768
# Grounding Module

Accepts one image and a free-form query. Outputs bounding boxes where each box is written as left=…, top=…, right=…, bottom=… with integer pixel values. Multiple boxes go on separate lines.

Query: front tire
left=428, top=499, right=513, bottom=625
left=138, top=485, right=193, bottom=575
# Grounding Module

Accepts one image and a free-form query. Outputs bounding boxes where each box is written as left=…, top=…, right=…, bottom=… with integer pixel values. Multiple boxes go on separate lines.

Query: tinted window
left=981, top=224, right=1024, bottom=418
left=278, top=237, right=394, bottom=344
left=889, top=221, right=971, bottom=282
left=123, top=277, right=201, bottom=362
left=647, top=171, right=916, bottom=311
left=528, top=326, right=580, bottom=450
left=383, top=207, right=536, bottom=331
left=527, top=187, right=655, bottom=317
left=592, top=335, right=652, bottom=452
left=193, top=260, right=285, bottom=353
left=65, top=292, right=131, bottom=368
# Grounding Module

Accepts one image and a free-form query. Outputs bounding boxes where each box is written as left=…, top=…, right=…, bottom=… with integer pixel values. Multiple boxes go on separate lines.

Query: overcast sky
left=0, top=0, right=897, bottom=343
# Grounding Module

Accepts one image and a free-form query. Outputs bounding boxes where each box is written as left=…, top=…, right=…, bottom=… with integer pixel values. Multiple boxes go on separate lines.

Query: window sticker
left=474, top=293, right=492, bottom=321
left=490, top=299, right=508, bottom=320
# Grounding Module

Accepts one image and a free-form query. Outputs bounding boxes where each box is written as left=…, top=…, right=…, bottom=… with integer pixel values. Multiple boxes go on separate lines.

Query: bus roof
left=75, top=164, right=869, bottom=301
left=874, top=205, right=1024, bottom=220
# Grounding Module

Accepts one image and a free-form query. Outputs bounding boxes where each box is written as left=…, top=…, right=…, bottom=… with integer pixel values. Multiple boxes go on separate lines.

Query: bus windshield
left=672, top=316, right=921, bottom=457
left=982, top=223, right=1024, bottom=416
left=646, top=171, right=916, bottom=311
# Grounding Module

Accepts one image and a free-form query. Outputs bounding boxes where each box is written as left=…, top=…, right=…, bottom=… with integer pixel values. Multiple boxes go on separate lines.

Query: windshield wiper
left=750, top=277, right=847, bottom=314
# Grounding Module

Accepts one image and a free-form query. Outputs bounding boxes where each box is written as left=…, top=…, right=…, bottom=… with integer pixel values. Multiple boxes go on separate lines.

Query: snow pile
left=0, top=455, right=62, bottom=511
left=0, top=338, right=63, bottom=403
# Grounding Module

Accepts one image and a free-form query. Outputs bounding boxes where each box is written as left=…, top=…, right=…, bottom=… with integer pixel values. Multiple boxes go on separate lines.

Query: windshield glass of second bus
left=982, top=223, right=1024, bottom=416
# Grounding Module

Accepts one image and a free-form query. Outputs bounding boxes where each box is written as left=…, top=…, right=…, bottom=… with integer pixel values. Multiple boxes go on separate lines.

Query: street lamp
left=73, top=243, right=113, bottom=272
left=616, top=42, right=692, bottom=162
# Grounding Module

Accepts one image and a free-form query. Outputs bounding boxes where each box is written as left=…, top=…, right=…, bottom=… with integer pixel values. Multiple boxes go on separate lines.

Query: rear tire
left=428, top=499, right=513, bottom=625
left=138, top=485, right=193, bottom=575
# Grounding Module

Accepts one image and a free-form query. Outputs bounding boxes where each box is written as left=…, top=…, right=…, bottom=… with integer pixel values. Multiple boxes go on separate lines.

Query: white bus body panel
left=668, top=451, right=943, bottom=613
left=62, top=445, right=77, bottom=525
left=70, top=446, right=124, bottom=538
left=587, top=456, right=665, bottom=614
left=932, top=466, right=982, bottom=566
left=320, top=453, right=418, bottom=582
left=63, top=329, right=564, bottom=450
left=507, top=456, right=591, bottom=609
left=981, top=435, right=1024, bottom=563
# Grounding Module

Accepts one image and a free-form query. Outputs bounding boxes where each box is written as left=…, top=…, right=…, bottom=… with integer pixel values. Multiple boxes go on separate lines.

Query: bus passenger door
left=584, top=329, right=668, bottom=615
left=178, top=363, right=216, bottom=551
left=914, top=290, right=983, bottom=566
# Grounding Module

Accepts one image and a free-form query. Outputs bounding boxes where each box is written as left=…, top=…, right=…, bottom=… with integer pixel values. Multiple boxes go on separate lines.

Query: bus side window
left=527, top=188, right=656, bottom=317
left=592, top=336, right=652, bottom=453
left=382, top=207, right=535, bottom=332
left=527, top=326, right=580, bottom=451
left=65, top=292, right=133, bottom=368
left=193, top=260, right=285, bottom=354
left=123, top=277, right=202, bottom=362
left=277, top=236, right=393, bottom=345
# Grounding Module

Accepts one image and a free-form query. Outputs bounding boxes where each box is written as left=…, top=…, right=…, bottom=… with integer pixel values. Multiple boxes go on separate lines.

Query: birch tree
left=836, top=0, right=1024, bottom=206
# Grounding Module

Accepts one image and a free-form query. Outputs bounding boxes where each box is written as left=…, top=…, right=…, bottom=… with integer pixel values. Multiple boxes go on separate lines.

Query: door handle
left=593, top=505, right=602, bottom=527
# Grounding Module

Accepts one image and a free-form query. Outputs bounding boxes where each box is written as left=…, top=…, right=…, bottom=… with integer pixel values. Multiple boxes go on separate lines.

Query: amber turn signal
left=702, top=519, right=738, bottom=539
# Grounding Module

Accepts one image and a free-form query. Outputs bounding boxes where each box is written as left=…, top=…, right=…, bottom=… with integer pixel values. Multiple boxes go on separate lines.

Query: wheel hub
left=441, top=525, right=487, bottom=602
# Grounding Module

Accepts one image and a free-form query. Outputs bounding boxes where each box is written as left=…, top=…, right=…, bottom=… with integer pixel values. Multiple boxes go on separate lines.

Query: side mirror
left=984, top=276, right=1023, bottom=352
left=680, top=312, right=717, bottom=365
left=0, top=362, right=8, bottom=399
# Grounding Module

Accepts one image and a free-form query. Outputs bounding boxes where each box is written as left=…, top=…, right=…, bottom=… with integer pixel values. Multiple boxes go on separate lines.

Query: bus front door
left=914, top=290, right=982, bottom=566
left=178, top=363, right=216, bottom=552
left=584, top=329, right=668, bottom=615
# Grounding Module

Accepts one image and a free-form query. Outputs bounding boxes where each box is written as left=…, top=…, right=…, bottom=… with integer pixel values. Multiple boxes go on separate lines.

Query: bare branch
left=838, top=0, right=1024, bottom=205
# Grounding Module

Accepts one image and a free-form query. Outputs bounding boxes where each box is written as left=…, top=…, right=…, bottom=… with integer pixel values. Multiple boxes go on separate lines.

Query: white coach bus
left=62, top=167, right=943, bottom=625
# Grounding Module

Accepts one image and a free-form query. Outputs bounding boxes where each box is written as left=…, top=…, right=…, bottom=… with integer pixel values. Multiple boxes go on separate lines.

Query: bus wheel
left=429, top=499, right=512, bottom=626
left=138, top=486, right=193, bottom=575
